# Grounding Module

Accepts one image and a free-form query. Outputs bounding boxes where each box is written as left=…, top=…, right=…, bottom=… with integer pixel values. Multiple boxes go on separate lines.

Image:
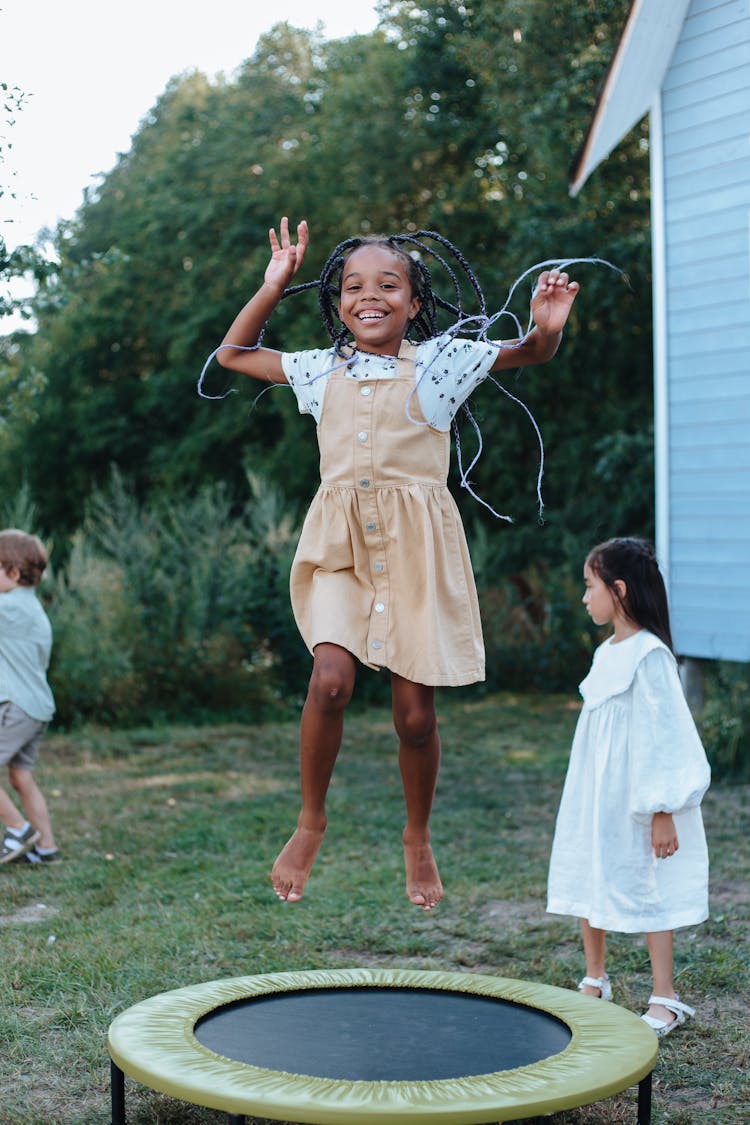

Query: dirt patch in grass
left=710, top=878, right=750, bottom=908
left=477, top=897, right=559, bottom=927
left=0, top=903, right=60, bottom=926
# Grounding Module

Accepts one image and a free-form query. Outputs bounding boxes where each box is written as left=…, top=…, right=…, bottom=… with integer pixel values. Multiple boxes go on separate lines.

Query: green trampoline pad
left=108, top=967, right=658, bottom=1124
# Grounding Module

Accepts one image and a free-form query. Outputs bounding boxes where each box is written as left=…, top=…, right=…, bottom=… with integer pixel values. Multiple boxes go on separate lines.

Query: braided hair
left=277, top=229, right=541, bottom=521
left=199, top=230, right=620, bottom=519
left=586, top=537, right=674, bottom=652
left=283, top=230, right=489, bottom=353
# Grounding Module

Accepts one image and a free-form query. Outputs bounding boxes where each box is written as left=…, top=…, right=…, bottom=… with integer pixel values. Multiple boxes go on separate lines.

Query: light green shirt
left=0, top=586, right=55, bottom=722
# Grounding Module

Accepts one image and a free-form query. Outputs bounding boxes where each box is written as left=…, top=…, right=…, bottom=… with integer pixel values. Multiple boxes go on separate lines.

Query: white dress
left=546, top=630, right=710, bottom=933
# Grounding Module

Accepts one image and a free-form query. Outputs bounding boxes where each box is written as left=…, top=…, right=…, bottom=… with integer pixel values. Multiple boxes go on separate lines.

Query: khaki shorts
left=0, top=701, right=47, bottom=769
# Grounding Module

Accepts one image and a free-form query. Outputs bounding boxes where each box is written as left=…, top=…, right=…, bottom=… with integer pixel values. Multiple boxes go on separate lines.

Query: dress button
left=357, top=431, right=368, bottom=442
left=371, top=640, right=382, bottom=650
left=375, top=602, right=385, bottom=613
left=360, top=387, right=372, bottom=396
left=365, top=521, right=377, bottom=532
left=374, top=562, right=384, bottom=573
left=359, top=479, right=370, bottom=488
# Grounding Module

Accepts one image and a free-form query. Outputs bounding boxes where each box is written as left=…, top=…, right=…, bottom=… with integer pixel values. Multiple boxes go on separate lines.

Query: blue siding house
left=571, top=0, right=750, bottom=663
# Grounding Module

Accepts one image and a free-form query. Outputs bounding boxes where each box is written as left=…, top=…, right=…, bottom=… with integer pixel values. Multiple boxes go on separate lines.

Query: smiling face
left=337, top=244, right=422, bottom=355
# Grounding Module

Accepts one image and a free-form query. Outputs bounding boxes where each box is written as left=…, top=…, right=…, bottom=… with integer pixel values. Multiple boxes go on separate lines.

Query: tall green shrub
left=699, top=662, right=750, bottom=780
left=47, top=534, right=144, bottom=726
left=47, top=472, right=303, bottom=725
left=0, top=479, right=39, bottom=535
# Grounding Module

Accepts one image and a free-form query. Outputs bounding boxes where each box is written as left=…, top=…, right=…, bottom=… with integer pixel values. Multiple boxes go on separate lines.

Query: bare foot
left=403, top=839, right=443, bottom=911
left=271, top=824, right=326, bottom=903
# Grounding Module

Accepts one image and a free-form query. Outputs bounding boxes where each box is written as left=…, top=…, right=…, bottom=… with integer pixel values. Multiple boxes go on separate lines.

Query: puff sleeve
left=628, top=647, right=711, bottom=820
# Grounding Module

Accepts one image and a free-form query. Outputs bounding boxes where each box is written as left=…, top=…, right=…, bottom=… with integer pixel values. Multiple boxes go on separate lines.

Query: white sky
left=1, top=0, right=380, bottom=250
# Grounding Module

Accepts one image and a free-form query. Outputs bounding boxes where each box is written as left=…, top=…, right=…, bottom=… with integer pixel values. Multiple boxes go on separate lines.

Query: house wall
left=660, top=0, right=750, bottom=660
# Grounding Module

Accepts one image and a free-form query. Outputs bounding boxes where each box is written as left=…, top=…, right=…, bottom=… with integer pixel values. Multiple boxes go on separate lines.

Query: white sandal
left=577, top=973, right=612, bottom=1001
left=641, top=994, right=695, bottom=1036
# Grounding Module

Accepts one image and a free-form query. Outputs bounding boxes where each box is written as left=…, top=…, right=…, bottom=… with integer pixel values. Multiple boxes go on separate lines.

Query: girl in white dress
left=547, top=537, right=710, bottom=1036
left=211, top=217, right=580, bottom=911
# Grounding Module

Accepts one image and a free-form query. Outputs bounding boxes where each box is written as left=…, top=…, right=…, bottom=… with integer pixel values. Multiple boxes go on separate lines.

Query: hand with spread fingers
left=531, top=268, right=580, bottom=336
left=264, top=216, right=310, bottom=291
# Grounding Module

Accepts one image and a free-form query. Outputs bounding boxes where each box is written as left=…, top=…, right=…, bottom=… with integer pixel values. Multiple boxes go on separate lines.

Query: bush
left=46, top=534, right=145, bottom=726
left=46, top=472, right=302, bottom=726
left=698, top=661, right=750, bottom=780
left=0, top=479, right=39, bottom=533
left=477, top=563, right=596, bottom=694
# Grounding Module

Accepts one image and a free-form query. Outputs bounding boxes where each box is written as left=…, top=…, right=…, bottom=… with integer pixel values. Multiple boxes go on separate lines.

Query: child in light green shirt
left=0, top=529, right=59, bottom=863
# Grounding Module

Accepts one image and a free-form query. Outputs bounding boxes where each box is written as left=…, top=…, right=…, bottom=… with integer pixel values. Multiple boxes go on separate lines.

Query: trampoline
left=108, top=967, right=658, bottom=1124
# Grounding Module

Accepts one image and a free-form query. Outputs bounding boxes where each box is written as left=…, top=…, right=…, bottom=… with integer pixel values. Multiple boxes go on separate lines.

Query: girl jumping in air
left=210, top=216, right=580, bottom=910
left=547, top=537, right=710, bottom=1035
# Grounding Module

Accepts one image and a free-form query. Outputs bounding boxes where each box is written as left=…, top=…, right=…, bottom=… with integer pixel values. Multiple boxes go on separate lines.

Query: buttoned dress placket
left=290, top=342, right=485, bottom=686
left=353, top=380, right=390, bottom=668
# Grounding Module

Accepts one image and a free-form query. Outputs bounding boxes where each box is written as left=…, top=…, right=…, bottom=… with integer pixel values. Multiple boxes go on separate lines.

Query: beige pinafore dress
left=289, top=342, right=485, bottom=686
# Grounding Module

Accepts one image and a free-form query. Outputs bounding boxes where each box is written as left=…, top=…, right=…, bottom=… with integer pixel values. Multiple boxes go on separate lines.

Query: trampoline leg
left=226, top=1116, right=246, bottom=1125
left=110, top=1060, right=126, bottom=1125
left=637, top=1070, right=652, bottom=1124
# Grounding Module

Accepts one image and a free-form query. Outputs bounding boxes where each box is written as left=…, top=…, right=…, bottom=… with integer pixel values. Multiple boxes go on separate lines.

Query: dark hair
left=586, top=537, right=674, bottom=652
left=0, top=528, right=48, bottom=587
left=206, top=232, right=615, bottom=520
left=283, top=230, right=488, bottom=354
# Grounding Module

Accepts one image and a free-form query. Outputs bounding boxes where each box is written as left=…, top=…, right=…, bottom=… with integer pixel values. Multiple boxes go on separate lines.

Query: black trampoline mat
left=194, top=986, right=572, bottom=1080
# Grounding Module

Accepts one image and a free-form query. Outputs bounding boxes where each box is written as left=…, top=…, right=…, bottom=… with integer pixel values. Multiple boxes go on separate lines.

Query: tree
left=376, top=0, right=653, bottom=569
left=4, top=3, right=653, bottom=576
left=0, top=82, right=53, bottom=429
left=1, top=30, right=327, bottom=531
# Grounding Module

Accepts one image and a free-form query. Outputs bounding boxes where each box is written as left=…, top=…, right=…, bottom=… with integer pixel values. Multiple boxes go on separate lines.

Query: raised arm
left=216, top=217, right=310, bottom=383
left=490, top=268, right=580, bottom=372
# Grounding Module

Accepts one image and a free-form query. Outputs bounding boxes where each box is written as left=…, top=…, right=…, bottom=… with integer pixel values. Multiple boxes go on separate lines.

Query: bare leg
left=579, top=919, right=608, bottom=995
left=9, top=768, right=56, bottom=848
left=271, top=644, right=356, bottom=903
left=391, top=674, right=442, bottom=911
left=0, top=783, right=26, bottom=833
left=645, top=930, right=677, bottom=1025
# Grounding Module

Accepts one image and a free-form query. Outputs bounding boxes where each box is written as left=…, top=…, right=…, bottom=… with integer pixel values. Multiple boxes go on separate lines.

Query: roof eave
left=569, top=0, right=692, bottom=197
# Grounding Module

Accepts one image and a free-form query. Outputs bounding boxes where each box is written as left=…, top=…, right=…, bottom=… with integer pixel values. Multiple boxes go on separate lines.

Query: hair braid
left=278, top=229, right=491, bottom=349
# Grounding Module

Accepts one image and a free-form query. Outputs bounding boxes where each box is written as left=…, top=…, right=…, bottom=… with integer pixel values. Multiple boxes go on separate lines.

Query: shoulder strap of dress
left=397, top=339, right=418, bottom=378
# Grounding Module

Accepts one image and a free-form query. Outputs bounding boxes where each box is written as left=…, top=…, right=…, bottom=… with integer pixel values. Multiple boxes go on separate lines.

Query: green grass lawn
left=1, top=693, right=747, bottom=1124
